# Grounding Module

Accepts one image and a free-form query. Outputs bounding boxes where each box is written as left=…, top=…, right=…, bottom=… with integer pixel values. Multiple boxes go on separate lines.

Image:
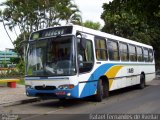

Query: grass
left=0, top=82, right=7, bottom=86
left=17, top=78, right=25, bottom=85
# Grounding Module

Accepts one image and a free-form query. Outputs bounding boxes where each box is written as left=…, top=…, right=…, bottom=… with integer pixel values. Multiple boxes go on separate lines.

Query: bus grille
left=35, top=86, right=56, bottom=90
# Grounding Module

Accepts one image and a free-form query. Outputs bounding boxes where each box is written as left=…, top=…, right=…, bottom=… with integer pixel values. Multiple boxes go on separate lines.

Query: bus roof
left=31, top=24, right=153, bottom=49
left=71, top=24, right=153, bottom=49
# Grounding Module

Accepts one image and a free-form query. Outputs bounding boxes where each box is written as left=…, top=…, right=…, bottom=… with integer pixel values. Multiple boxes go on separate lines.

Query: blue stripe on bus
left=80, top=63, right=115, bottom=98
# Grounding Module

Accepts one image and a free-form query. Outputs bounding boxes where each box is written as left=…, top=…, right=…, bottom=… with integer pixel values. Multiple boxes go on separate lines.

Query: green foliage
left=101, top=0, right=160, bottom=69
left=16, top=79, right=25, bottom=85
left=2, top=61, right=7, bottom=68
left=0, top=0, right=82, bottom=57
left=0, top=60, right=25, bottom=79
left=13, top=32, right=30, bottom=58
left=83, top=20, right=101, bottom=30
left=1, top=0, right=81, bottom=33
left=0, top=69, right=21, bottom=79
left=10, top=57, right=21, bottom=64
left=16, top=59, right=25, bottom=75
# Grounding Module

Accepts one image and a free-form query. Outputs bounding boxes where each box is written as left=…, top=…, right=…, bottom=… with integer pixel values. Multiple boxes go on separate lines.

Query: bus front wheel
left=103, top=80, right=109, bottom=98
left=95, top=79, right=103, bottom=102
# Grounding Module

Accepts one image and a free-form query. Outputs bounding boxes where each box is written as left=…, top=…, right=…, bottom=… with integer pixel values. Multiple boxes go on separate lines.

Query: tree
left=1, top=0, right=81, bottom=33
left=10, top=57, right=21, bottom=64
left=83, top=20, right=101, bottom=30
left=13, top=32, right=30, bottom=58
left=0, top=9, right=15, bottom=48
left=101, top=0, right=160, bottom=69
left=0, top=0, right=81, bottom=57
left=58, top=1, right=82, bottom=24
left=2, top=60, right=7, bottom=68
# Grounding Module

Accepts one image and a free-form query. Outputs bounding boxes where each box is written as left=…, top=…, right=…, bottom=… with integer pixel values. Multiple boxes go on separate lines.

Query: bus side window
left=143, top=48, right=149, bottom=62
left=95, top=37, right=107, bottom=60
left=129, top=45, right=137, bottom=62
left=107, top=39, right=119, bottom=61
left=119, top=42, right=129, bottom=61
left=137, top=46, right=143, bottom=62
left=148, top=49, right=153, bottom=62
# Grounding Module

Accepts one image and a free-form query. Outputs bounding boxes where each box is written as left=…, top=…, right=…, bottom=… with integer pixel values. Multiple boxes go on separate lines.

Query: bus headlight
left=25, top=85, right=33, bottom=89
left=58, top=84, right=74, bottom=90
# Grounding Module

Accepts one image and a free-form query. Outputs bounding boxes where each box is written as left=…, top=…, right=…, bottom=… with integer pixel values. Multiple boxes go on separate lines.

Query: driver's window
left=77, top=39, right=94, bottom=73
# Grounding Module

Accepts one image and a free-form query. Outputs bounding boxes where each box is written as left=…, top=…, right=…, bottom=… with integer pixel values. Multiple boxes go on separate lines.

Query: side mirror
left=76, top=32, right=86, bottom=49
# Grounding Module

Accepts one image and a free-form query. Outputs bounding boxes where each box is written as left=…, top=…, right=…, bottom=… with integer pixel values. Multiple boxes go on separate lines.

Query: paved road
left=0, top=79, right=160, bottom=120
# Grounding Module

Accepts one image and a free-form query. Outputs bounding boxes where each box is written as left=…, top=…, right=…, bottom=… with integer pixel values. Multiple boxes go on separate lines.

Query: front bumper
left=26, top=86, right=79, bottom=99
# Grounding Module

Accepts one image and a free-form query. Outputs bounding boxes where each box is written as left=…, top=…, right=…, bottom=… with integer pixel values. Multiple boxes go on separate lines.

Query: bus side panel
left=78, top=63, right=123, bottom=98
left=78, top=83, right=89, bottom=98
left=78, top=63, right=115, bottom=98
left=105, top=65, right=124, bottom=90
left=144, top=64, right=155, bottom=82
left=78, top=81, right=97, bottom=98
left=78, top=63, right=155, bottom=98
left=109, top=64, right=155, bottom=91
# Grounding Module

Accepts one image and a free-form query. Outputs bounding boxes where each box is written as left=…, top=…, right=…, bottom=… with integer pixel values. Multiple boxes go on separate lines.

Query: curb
left=0, top=97, right=41, bottom=107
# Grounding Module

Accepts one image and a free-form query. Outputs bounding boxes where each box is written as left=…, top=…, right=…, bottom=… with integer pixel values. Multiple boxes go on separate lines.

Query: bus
left=24, top=24, right=155, bottom=102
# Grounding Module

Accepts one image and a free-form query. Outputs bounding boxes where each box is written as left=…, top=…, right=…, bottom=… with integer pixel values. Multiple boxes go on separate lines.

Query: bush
left=0, top=68, right=22, bottom=79
left=0, top=60, right=25, bottom=79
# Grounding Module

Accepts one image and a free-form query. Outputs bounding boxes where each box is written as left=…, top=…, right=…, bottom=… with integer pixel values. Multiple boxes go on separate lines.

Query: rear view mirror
left=76, top=32, right=86, bottom=49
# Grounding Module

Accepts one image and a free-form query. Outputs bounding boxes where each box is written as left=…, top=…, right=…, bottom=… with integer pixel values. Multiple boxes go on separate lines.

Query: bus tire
left=59, top=98, right=66, bottom=101
left=95, top=79, right=103, bottom=102
left=139, top=74, right=145, bottom=89
left=103, top=81, right=109, bottom=98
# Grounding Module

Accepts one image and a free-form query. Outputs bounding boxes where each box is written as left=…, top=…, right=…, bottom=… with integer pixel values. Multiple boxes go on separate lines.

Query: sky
left=0, top=0, right=110, bottom=51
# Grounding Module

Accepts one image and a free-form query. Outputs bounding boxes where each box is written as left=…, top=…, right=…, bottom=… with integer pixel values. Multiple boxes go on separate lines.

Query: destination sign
left=30, top=26, right=73, bottom=40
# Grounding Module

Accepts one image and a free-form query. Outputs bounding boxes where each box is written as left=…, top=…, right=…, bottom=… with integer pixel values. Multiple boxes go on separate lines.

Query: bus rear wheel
left=139, top=74, right=145, bottom=89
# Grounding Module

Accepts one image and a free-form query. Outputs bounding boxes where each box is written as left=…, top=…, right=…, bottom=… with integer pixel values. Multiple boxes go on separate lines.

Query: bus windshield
left=26, top=36, right=76, bottom=76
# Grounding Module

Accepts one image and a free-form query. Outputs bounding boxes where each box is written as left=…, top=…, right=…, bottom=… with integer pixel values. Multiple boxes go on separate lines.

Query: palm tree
left=1, top=0, right=83, bottom=58
left=0, top=10, right=15, bottom=48
left=59, top=1, right=82, bottom=25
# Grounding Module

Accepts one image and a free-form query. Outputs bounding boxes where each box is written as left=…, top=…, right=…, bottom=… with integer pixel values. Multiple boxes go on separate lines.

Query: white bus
left=25, top=24, right=155, bottom=102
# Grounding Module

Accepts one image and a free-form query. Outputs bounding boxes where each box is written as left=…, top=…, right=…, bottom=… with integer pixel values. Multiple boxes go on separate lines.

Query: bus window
left=95, top=37, right=107, bottom=60
left=77, top=39, right=94, bottom=73
left=143, top=48, right=149, bottom=62
left=148, top=49, right=153, bottom=62
left=119, top=42, right=129, bottom=61
left=107, top=39, right=119, bottom=61
left=129, top=45, right=137, bottom=61
left=137, top=46, right=143, bottom=62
